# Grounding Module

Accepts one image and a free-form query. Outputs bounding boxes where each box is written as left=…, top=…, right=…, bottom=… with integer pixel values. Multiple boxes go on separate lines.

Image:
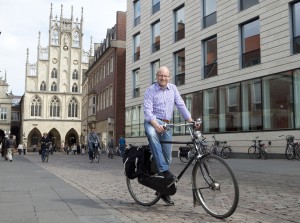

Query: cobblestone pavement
left=25, top=153, right=300, bottom=223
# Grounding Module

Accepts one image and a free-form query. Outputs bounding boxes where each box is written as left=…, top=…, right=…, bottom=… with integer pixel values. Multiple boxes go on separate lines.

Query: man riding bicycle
left=40, top=132, right=50, bottom=162
left=144, top=66, right=193, bottom=205
left=88, top=127, right=100, bottom=162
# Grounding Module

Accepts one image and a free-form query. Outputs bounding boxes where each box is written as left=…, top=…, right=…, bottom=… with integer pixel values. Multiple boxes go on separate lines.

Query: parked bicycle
left=247, top=136, right=267, bottom=160
left=126, top=118, right=239, bottom=219
left=178, top=135, right=208, bottom=164
left=209, top=135, right=231, bottom=159
left=279, top=135, right=300, bottom=160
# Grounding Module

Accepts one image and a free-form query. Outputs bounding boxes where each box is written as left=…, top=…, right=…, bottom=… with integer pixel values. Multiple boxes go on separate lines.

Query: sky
left=0, top=0, right=127, bottom=96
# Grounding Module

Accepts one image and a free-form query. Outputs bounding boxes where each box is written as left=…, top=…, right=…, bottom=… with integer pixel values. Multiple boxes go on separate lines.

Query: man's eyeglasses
left=157, top=74, right=170, bottom=78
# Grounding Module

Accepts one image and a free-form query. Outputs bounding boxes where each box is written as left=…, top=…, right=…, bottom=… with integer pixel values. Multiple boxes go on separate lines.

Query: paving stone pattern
left=25, top=153, right=300, bottom=223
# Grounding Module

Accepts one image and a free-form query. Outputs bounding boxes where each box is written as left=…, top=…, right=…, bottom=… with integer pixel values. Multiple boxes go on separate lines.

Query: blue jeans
left=144, top=119, right=172, bottom=173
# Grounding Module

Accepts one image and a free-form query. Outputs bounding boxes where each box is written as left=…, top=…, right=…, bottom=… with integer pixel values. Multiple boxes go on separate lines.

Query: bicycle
left=90, top=146, right=100, bottom=163
left=41, top=142, right=51, bottom=162
left=178, top=135, right=208, bottom=164
left=279, top=135, right=300, bottom=160
left=247, top=136, right=267, bottom=160
left=209, top=135, right=232, bottom=159
left=126, top=118, right=239, bottom=219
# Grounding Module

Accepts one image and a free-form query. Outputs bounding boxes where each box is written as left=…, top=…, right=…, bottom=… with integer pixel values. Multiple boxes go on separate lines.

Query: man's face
left=156, top=67, right=170, bottom=88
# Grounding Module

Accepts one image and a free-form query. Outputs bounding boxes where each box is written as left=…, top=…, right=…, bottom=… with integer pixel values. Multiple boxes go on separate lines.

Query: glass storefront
left=125, top=69, right=300, bottom=137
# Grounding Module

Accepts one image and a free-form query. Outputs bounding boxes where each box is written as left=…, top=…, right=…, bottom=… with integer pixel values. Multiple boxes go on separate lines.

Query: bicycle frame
left=161, top=120, right=206, bottom=182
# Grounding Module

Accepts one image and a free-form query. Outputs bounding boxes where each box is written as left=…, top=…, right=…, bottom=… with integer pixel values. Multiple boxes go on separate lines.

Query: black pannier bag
left=138, top=176, right=177, bottom=195
left=178, top=146, right=190, bottom=158
left=123, top=145, right=152, bottom=179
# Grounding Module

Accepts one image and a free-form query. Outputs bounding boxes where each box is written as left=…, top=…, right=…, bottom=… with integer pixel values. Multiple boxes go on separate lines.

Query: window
left=203, top=0, right=217, bottom=28
left=241, top=19, right=261, bottom=68
left=72, top=69, right=78, bottom=79
left=203, top=88, right=218, bottom=133
left=134, top=0, right=141, bottom=26
left=153, top=0, right=160, bottom=14
left=219, top=84, right=241, bottom=132
left=31, top=96, right=41, bottom=117
left=109, top=85, right=113, bottom=106
left=292, top=2, right=300, bottom=54
left=133, top=69, right=140, bottom=98
left=294, top=69, right=300, bottom=128
left=52, top=30, right=59, bottom=45
left=40, top=81, right=46, bottom=91
left=0, top=108, right=7, bottom=120
left=73, top=31, right=80, bottom=47
left=133, top=33, right=141, bottom=61
left=51, top=82, right=57, bottom=91
left=151, top=60, right=160, bottom=83
left=11, top=111, right=20, bottom=121
left=240, top=0, right=258, bottom=11
left=241, top=79, right=262, bottom=131
left=175, top=49, right=185, bottom=86
left=50, top=97, right=60, bottom=117
left=110, top=56, right=114, bottom=73
left=152, top=21, right=160, bottom=53
left=175, top=6, right=185, bottom=42
left=263, top=72, right=294, bottom=129
left=51, top=68, right=57, bottom=78
left=89, top=96, right=96, bottom=115
left=204, top=36, right=218, bottom=78
left=68, top=97, right=78, bottom=118
left=72, top=83, right=78, bottom=92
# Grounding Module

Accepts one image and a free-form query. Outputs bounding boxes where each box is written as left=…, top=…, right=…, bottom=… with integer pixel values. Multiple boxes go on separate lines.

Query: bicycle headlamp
left=194, top=131, right=202, bottom=139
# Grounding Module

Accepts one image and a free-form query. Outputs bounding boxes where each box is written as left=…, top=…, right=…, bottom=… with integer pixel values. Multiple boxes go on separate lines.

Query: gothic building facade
left=21, top=4, right=90, bottom=151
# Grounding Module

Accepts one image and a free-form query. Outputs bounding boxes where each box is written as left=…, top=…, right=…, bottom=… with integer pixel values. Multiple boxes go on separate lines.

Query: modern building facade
left=82, top=11, right=126, bottom=148
left=21, top=4, right=90, bottom=151
left=125, top=0, right=300, bottom=156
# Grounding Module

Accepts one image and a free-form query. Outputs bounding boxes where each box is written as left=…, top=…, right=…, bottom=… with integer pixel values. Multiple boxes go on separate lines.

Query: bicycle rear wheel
left=179, top=155, right=189, bottom=164
left=285, top=144, right=293, bottom=160
left=192, top=155, right=239, bottom=219
left=248, top=146, right=260, bottom=159
left=221, top=147, right=231, bottom=159
left=126, top=176, right=160, bottom=206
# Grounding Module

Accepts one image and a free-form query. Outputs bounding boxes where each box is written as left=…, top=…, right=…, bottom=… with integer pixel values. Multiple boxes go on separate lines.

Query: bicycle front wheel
left=248, top=146, right=260, bottom=159
left=295, top=144, right=300, bottom=160
left=285, top=144, right=293, bottom=160
left=96, top=150, right=100, bottom=163
left=126, top=176, right=160, bottom=206
left=45, top=151, right=49, bottom=163
left=261, top=147, right=267, bottom=160
left=192, top=155, right=239, bottom=219
left=221, top=147, right=231, bottom=159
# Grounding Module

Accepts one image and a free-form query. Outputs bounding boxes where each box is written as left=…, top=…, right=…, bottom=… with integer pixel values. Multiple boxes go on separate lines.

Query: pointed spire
left=81, top=7, right=83, bottom=22
left=38, top=31, right=41, bottom=47
left=4, top=69, right=7, bottom=82
left=71, top=5, right=73, bottom=20
left=89, top=36, right=93, bottom=54
left=26, top=48, right=29, bottom=63
left=50, top=3, right=53, bottom=19
left=60, top=4, right=63, bottom=19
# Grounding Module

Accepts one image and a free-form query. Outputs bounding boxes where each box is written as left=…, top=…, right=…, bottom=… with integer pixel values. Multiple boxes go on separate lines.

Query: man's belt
left=157, top=118, right=170, bottom=124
